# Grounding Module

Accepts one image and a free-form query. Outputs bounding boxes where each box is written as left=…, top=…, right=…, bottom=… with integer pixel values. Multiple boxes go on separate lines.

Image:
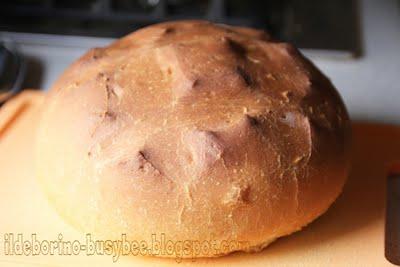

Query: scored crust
left=35, top=20, right=351, bottom=258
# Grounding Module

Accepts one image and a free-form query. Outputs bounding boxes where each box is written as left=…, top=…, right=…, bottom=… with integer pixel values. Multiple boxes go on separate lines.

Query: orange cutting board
left=0, top=91, right=397, bottom=266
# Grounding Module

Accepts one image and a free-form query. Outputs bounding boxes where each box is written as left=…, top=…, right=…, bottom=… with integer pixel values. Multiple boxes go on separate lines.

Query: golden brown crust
left=35, top=20, right=351, bottom=258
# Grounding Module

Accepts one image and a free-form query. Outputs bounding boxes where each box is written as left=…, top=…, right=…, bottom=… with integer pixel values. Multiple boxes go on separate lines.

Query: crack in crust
left=223, top=184, right=252, bottom=206
left=117, top=150, right=162, bottom=177
left=225, top=37, right=247, bottom=57
left=236, top=66, right=253, bottom=87
left=184, top=130, right=224, bottom=175
left=136, top=151, right=162, bottom=175
left=89, top=72, right=121, bottom=138
left=156, top=45, right=196, bottom=100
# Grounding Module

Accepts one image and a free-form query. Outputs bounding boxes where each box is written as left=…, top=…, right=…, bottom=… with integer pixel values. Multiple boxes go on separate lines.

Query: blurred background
left=0, top=0, right=361, bottom=55
left=0, top=0, right=399, bottom=123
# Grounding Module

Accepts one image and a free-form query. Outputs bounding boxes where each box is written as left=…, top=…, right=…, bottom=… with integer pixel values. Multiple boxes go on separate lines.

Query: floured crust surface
left=35, top=21, right=351, bottom=258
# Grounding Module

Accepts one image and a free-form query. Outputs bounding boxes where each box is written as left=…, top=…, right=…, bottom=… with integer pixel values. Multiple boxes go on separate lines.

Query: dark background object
left=0, top=41, right=26, bottom=102
left=0, top=0, right=361, bottom=56
left=386, top=166, right=400, bottom=266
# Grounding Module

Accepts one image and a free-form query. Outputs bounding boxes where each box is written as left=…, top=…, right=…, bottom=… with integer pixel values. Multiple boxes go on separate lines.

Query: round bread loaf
left=36, top=20, right=350, bottom=258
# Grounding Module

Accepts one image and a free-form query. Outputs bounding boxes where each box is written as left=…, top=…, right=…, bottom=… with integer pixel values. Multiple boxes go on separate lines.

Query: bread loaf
left=35, top=20, right=351, bottom=258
